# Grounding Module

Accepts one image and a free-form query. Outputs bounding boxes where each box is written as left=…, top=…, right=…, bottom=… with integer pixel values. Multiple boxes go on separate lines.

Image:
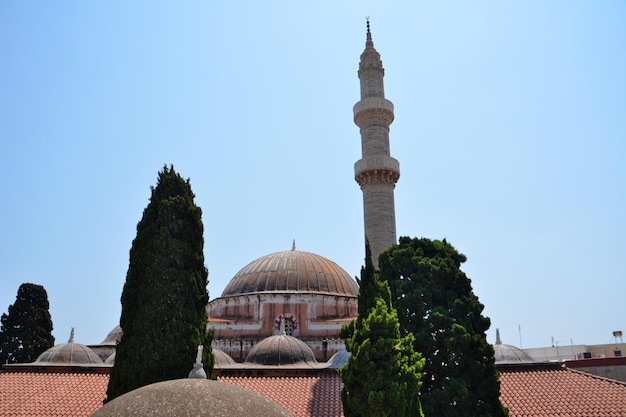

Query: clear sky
left=1, top=1, right=624, bottom=350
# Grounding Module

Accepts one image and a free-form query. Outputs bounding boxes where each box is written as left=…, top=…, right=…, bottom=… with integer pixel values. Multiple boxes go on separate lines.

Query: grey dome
left=327, top=348, right=350, bottom=369
left=100, top=325, right=122, bottom=345
left=493, top=329, right=534, bottom=364
left=245, top=334, right=317, bottom=367
left=213, top=348, right=235, bottom=368
left=35, top=328, right=103, bottom=365
left=90, top=379, right=293, bottom=417
left=104, top=352, right=115, bottom=365
left=494, top=344, right=534, bottom=364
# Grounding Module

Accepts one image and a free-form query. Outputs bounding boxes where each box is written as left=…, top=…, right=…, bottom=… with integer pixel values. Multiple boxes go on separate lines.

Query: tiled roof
left=0, top=371, right=108, bottom=417
left=2, top=363, right=626, bottom=417
left=219, top=365, right=626, bottom=417
left=219, top=373, right=344, bottom=417
left=499, top=363, right=626, bottom=416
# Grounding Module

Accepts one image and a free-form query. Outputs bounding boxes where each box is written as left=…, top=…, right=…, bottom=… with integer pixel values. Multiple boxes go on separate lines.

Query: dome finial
left=68, top=327, right=75, bottom=343
left=279, top=318, right=286, bottom=335
left=188, top=344, right=207, bottom=379
left=291, top=239, right=296, bottom=251
left=495, top=328, right=502, bottom=345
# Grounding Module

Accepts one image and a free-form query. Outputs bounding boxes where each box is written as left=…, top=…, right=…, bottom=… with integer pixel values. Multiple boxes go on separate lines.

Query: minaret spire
left=354, top=20, right=400, bottom=268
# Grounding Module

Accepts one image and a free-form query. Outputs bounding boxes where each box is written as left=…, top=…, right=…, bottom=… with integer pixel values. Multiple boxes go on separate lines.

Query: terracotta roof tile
left=499, top=364, right=626, bottom=416
left=2, top=363, right=626, bottom=417
left=0, top=371, right=108, bottom=417
left=218, top=374, right=344, bottom=417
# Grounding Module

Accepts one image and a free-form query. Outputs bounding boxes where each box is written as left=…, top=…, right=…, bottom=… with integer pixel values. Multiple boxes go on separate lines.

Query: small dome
left=100, top=325, right=122, bottom=345
left=327, top=348, right=350, bottom=369
left=35, top=328, right=104, bottom=365
left=493, top=329, right=534, bottom=364
left=494, top=344, right=534, bottom=364
left=222, top=248, right=358, bottom=297
left=245, top=334, right=317, bottom=367
left=90, top=379, right=293, bottom=417
left=213, top=348, right=235, bottom=368
left=104, top=352, right=115, bottom=365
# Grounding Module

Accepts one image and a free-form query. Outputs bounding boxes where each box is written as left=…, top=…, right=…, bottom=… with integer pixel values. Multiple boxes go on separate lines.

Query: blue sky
left=1, top=1, right=624, bottom=350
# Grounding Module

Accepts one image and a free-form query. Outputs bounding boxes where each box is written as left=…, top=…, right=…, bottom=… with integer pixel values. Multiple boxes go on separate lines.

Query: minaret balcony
left=354, top=156, right=400, bottom=186
left=353, top=97, right=394, bottom=127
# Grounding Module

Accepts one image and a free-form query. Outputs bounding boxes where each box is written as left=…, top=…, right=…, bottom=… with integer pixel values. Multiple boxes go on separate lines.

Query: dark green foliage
left=378, top=236, right=508, bottom=417
left=339, top=242, right=424, bottom=417
left=0, top=283, right=55, bottom=364
left=106, top=165, right=213, bottom=401
left=357, top=241, right=392, bottom=319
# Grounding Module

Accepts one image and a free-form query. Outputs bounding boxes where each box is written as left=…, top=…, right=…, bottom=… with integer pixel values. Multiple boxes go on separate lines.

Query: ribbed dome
left=493, top=329, right=534, bottom=364
left=327, top=348, right=350, bottom=369
left=222, top=249, right=358, bottom=297
left=100, top=325, right=122, bottom=345
left=494, top=344, right=534, bottom=364
left=105, top=352, right=115, bottom=365
left=35, top=329, right=104, bottom=365
left=245, top=334, right=317, bottom=366
left=213, top=348, right=236, bottom=367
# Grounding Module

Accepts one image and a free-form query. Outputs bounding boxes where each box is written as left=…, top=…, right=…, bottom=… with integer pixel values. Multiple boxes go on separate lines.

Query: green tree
left=378, top=236, right=507, bottom=417
left=0, top=283, right=55, bottom=364
left=106, top=165, right=213, bottom=401
left=339, top=242, right=424, bottom=417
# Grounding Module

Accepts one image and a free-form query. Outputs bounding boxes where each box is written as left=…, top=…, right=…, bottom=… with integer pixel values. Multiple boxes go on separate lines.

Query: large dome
left=221, top=248, right=358, bottom=297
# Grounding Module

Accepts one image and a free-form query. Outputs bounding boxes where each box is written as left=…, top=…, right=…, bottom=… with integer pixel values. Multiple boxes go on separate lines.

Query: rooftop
left=2, top=363, right=626, bottom=416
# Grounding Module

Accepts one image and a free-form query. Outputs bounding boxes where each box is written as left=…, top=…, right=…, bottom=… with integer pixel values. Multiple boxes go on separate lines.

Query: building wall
left=207, top=292, right=357, bottom=362
left=212, top=337, right=347, bottom=363
left=586, top=343, right=624, bottom=359
left=524, top=342, right=624, bottom=362
left=566, top=357, right=626, bottom=383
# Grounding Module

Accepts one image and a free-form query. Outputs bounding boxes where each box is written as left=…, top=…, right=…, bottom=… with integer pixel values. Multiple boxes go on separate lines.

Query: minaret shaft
left=354, top=23, right=399, bottom=268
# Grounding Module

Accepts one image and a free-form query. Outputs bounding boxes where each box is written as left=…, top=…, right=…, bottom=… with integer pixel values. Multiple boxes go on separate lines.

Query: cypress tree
left=0, top=283, right=55, bottom=364
left=106, top=165, right=213, bottom=401
left=379, top=236, right=508, bottom=417
left=339, top=242, right=424, bottom=417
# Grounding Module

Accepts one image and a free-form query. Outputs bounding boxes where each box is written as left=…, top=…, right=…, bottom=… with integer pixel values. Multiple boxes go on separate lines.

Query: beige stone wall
left=207, top=292, right=357, bottom=362
left=212, top=337, right=347, bottom=363
left=360, top=181, right=397, bottom=265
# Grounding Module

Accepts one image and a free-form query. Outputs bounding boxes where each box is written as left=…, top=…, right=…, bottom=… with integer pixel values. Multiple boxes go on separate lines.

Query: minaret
left=354, top=20, right=400, bottom=267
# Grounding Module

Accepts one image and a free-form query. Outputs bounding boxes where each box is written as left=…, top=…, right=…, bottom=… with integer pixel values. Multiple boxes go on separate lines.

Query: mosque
left=2, top=22, right=626, bottom=417
left=205, top=19, right=398, bottom=364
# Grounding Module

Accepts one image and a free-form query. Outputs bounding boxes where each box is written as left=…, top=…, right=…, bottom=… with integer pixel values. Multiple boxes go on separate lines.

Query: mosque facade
left=207, top=246, right=359, bottom=362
